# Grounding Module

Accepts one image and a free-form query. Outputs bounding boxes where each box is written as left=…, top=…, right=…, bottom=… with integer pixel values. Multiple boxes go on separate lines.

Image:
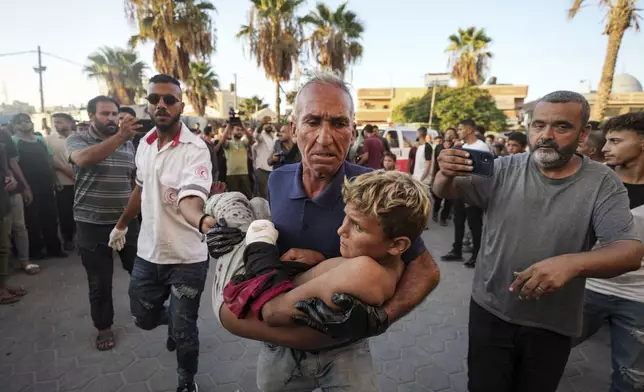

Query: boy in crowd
left=506, top=131, right=528, bottom=155
left=575, top=112, right=644, bottom=392
left=382, top=152, right=397, bottom=171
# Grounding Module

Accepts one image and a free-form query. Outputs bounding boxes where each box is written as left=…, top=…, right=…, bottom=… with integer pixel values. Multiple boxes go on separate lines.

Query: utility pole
left=233, top=73, right=238, bottom=110
left=428, top=83, right=437, bottom=128
left=33, top=46, right=46, bottom=112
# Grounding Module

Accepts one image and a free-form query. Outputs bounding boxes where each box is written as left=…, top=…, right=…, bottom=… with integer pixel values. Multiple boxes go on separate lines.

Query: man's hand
left=293, top=293, right=388, bottom=339
left=118, top=116, right=142, bottom=140
left=4, top=176, right=17, bottom=192
left=22, top=187, right=33, bottom=205
left=509, top=256, right=580, bottom=300
left=108, top=226, right=128, bottom=251
left=206, top=219, right=244, bottom=258
left=437, top=148, right=473, bottom=177
left=280, top=248, right=325, bottom=266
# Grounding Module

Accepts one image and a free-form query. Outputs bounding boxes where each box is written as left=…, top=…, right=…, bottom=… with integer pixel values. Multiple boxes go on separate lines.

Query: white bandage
left=245, top=219, right=279, bottom=245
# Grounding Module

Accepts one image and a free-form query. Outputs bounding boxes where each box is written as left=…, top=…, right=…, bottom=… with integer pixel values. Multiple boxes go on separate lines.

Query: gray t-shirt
left=456, top=152, right=639, bottom=337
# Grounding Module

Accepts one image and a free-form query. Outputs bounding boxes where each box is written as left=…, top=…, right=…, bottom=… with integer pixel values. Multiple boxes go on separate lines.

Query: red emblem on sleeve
left=164, top=188, right=178, bottom=204
left=195, top=165, right=208, bottom=179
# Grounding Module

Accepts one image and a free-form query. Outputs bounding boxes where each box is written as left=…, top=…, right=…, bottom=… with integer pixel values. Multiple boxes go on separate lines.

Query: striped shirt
left=66, top=126, right=136, bottom=224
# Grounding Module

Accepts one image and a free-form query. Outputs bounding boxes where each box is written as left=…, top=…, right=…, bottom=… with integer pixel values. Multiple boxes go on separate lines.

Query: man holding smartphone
left=67, top=96, right=141, bottom=351
left=434, top=90, right=643, bottom=392
left=441, top=119, right=489, bottom=268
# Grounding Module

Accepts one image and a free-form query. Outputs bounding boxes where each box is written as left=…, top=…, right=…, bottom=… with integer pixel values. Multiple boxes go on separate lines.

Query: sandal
left=96, top=330, right=115, bottom=351
left=7, top=286, right=27, bottom=297
left=0, top=292, right=19, bottom=305
left=22, top=263, right=40, bottom=275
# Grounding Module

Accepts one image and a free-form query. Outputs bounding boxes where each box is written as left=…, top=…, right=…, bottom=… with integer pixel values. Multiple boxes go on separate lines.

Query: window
left=386, top=131, right=400, bottom=148
left=402, top=131, right=417, bottom=148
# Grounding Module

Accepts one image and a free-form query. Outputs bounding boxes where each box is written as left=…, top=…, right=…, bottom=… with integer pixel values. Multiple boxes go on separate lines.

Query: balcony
left=355, top=108, right=391, bottom=123
left=357, top=88, right=394, bottom=100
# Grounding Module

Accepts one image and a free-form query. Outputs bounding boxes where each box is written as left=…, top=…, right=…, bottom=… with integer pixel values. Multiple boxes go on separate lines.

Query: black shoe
left=432, top=215, right=438, bottom=223
left=166, top=336, right=176, bottom=352
left=176, top=383, right=198, bottom=392
left=464, top=257, right=476, bottom=268
left=441, top=251, right=462, bottom=261
left=47, top=251, right=68, bottom=258
left=63, top=240, right=74, bottom=251
left=440, top=219, right=448, bottom=227
left=462, top=245, right=473, bottom=253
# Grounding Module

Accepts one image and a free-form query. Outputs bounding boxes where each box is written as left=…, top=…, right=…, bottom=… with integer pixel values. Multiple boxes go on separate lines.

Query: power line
left=0, top=50, right=36, bottom=57
left=41, top=52, right=84, bottom=67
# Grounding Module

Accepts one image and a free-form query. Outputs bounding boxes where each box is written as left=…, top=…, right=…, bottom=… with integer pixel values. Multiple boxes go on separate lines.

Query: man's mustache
left=536, top=140, right=559, bottom=150
left=106, top=122, right=117, bottom=127
left=155, top=110, right=170, bottom=117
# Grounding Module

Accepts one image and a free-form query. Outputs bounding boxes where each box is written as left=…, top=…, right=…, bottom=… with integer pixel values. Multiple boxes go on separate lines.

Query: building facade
left=355, top=76, right=529, bottom=128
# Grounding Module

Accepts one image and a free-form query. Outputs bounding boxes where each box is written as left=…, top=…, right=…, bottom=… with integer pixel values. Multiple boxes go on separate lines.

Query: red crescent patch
left=164, top=188, right=178, bottom=204
left=195, top=165, right=208, bottom=179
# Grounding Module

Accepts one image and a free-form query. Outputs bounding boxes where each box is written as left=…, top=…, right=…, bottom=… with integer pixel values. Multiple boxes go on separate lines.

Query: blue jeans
left=129, top=257, right=209, bottom=388
left=256, top=340, right=378, bottom=391
left=574, top=289, right=644, bottom=392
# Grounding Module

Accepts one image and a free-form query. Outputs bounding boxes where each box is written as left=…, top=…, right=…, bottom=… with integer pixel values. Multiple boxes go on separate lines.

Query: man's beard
left=530, top=138, right=578, bottom=169
left=153, top=113, right=181, bottom=133
left=95, top=120, right=118, bottom=135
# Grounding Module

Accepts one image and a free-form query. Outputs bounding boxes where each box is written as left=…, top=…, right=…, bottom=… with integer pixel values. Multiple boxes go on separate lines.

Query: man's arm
left=511, top=171, right=644, bottom=299
left=68, top=118, right=139, bottom=168
left=384, top=250, right=439, bottom=322
left=115, top=185, right=142, bottom=230
left=219, top=306, right=344, bottom=351
left=9, top=158, right=32, bottom=203
left=177, top=147, right=215, bottom=232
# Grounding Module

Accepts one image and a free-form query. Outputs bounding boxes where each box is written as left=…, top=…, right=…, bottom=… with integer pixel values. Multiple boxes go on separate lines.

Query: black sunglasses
left=146, top=94, right=180, bottom=106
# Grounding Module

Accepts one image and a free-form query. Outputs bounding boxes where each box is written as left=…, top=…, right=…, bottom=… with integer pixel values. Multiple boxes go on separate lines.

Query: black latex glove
left=292, top=293, right=389, bottom=339
left=206, top=218, right=244, bottom=258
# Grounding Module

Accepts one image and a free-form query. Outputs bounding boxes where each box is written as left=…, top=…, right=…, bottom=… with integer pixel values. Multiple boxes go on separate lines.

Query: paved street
left=0, top=222, right=612, bottom=392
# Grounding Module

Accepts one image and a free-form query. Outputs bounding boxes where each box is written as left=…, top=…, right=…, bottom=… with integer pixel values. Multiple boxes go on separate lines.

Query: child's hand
left=280, top=248, right=325, bottom=265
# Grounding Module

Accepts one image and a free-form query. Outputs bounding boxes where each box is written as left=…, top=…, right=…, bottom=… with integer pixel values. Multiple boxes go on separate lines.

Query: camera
left=228, top=108, right=245, bottom=126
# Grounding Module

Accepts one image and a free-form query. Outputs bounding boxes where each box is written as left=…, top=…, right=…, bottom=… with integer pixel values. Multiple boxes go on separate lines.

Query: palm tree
left=126, top=0, right=216, bottom=82
left=84, top=47, right=147, bottom=104
left=237, top=0, right=304, bottom=118
left=569, top=0, right=641, bottom=120
left=445, top=27, right=493, bottom=87
left=240, top=95, right=270, bottom=116
left=185, top=61, right=219, bottom=117
left=300, top=2, right=364, bottom=79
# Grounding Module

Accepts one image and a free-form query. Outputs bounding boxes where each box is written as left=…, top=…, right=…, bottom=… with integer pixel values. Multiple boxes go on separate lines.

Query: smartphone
left=459, top=147, right=494, bottom=177
left=136, top=119, right=155, bottom=134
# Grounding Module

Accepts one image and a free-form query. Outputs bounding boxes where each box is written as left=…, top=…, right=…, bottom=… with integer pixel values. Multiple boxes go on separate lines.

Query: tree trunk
left=275, top=80, right=281, bottom=120
left=592, top=1, right=629, bottom=121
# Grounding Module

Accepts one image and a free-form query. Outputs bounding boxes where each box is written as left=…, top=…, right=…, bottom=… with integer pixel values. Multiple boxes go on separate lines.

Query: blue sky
left=1, top=0, right=643, bottom=110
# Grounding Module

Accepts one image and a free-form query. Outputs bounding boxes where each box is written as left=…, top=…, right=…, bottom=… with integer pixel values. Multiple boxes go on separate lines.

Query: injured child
left=207, top=170, right=431, bottom=330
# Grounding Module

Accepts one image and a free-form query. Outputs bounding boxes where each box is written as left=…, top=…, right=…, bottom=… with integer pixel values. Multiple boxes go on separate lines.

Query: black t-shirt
left=623, top=182, right=644, bottom=209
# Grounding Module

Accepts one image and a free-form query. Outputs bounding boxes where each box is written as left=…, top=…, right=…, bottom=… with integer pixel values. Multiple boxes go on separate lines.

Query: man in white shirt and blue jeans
left=109, top=74, right=215, bottom=392
left=574, top=112, right=644, bottom=392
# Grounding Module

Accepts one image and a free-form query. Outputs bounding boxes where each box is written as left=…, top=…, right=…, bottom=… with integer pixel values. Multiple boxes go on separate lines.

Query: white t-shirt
left=412, top=143, right=432, bottom=184
left=463, top=139, right=491, bottom=152
left=253, top=130, right=277, bottom=172
left=586, top=203, right=644, bottom=303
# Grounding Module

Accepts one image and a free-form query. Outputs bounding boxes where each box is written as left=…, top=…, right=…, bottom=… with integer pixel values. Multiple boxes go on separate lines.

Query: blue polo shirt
left=268, top=161, right=426, bottom=264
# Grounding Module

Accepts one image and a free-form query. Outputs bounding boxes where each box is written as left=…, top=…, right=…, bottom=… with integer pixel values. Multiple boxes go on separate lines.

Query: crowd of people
left=0, top=68, right=642, bottom=392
